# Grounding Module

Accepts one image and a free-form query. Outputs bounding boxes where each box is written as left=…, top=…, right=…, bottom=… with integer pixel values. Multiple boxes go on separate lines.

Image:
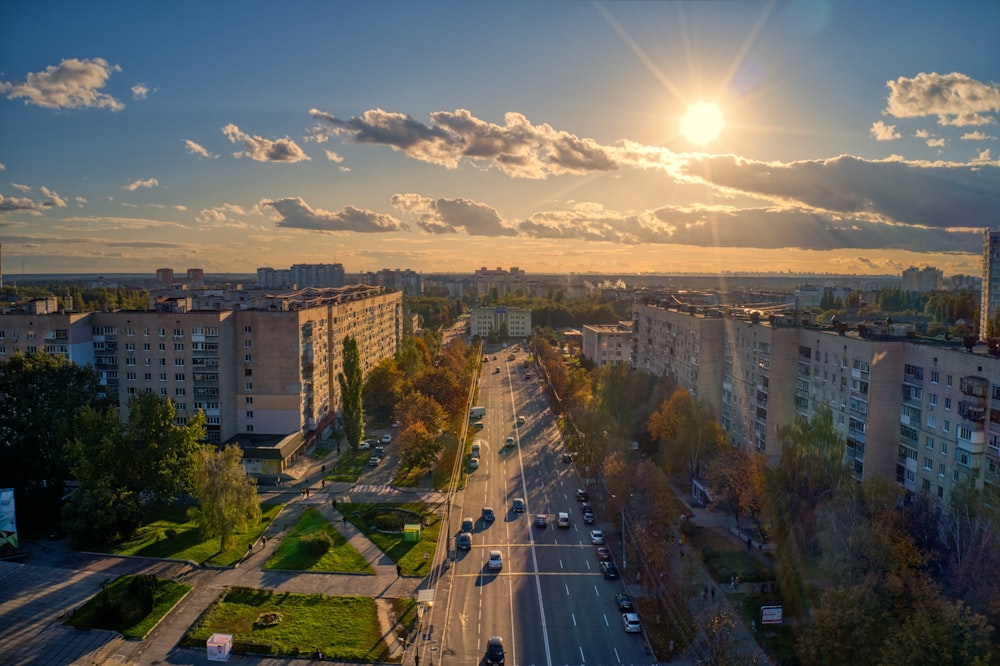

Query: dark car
left=534, top=514, right=548, bottom=528
left=616, top=592, right=634, bottom=612
left=575, top=488, right=588, bottom=501
left=482, top=507, right=495, bottom=523
left=596, top=546, right=612, bottom=561
left=486, top=635, right=505, bottom=665
left=512, top=497, right=526, bottom=513
left=601, top=561, right=619, bottom=579
left=580, top=501, right=593, bottom=514
left=562, top=452, right=573, bottom=463
left=583, top=510, right=596, bottom=525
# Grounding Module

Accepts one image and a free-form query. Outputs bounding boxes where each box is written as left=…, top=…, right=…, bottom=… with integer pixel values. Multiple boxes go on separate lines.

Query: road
left=433, top=345, right=654, bottom=665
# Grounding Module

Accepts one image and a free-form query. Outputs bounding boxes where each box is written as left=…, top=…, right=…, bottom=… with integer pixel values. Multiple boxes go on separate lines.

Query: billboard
left=761, top=605, right=783, bottom=625
left=0, top=488, right=17, bottom=550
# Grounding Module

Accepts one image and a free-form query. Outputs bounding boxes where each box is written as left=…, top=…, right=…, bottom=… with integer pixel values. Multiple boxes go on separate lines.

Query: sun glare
left=679, top=102, right=725, bottom=146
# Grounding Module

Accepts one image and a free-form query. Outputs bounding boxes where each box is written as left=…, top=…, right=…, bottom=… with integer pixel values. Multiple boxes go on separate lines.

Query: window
left=243, top=325, right=252, bottom=333
left=246, top=425, right=254, bottom=432
left=244, top=354, right=252, bottom=363
left=143, top=343, right=150, bottom=351
left=922, top=478, right=931, bottom=492
left=959, top=426, right=972, bottom=440
left=945, top=397, right=952, bottom=410
left=126, top=371, right=137, bottom=381
left=931, top=370, right=939, bottom=383
left=939, top=464, right=946, bottom=477
left=947, top=375, right=953, bottom=387
left=244, top=339, right=252, bottom=348
left=159, top=358, right=166, bottom=366
left=177, top=403, right=186, bottom=412
left=246, top=411, right=254, bottom=419
left=160, top=387, right=168, bottom=396
left=927, top=415, right=937, bottom=429
left=160, top=372, right=167, bottom=381
left=926, top=436, right=935, bottom=450
left=175, top=388, right=186, bottom=396
left=144, top=372, right=151, bottom=380
left=941, top=441, right=948, bottom=455
left=125, top=342, right=135, bottom=351
left=943, top=420, right=951, bottom=433
left=245, top=396, right=253, bottom=404
left=144, top=358, right=151, bottom=366
left=924, top=457, right=933, bottom=470
left=159, top=343, right=166, bottom=351
left=125, top=357, right=136, bottom=366
left=175, top=373, right=185, bottom=381
left=174, top=343, right=184, bottom=352
left=127, top=386, right=137, bottom=396
left=245, top=368, right=252, bottom=377
left=173, top=328, right=184, bottom=338
left=929, top=393, right=938, bottom=406
left=245, top=382, right=253, bottom=391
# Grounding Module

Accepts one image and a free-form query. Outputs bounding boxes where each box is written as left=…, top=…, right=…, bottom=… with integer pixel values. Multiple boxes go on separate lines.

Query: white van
left=557, top=512, right=570, bottom=528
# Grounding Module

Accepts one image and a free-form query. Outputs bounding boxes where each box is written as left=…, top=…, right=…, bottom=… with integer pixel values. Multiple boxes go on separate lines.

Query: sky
left=2, top=1, right=1000, bottom=279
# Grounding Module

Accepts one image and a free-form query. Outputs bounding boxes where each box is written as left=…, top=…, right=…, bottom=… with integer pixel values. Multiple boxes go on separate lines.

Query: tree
left=706, top=444, right=766, bottom=533
left=338, top=336, right=364, bottom=447
left=63, top=394, right=206, bottom=544
left=187, top=445, right=261, bottom=551
left=397, top=422, right=442, bottom=470
left=395, top=390, right=446, bottom=438
left=362, top=359, right=406, bottom=424
left=0, top=351, right=108, bottom=531
left=648, top=389, right=727, bottom=485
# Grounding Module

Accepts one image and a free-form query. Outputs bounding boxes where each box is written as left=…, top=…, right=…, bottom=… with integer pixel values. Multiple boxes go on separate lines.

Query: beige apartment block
left=0, top=286, right=401, bottom=452
left=581, top=322, right=632, bottom=366
left=631, top=303, right=725, bottom=417
left=470, top=306, right=532, bottom=339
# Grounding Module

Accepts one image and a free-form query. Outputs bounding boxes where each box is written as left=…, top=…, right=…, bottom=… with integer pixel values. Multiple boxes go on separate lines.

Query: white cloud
left=195, top=203, right=259, bottom=227
left=324, top=150, right=344, bottom=163
left=265, top=196, right=405, bottom=232
left=0, top=163, right=5, bottom=170
left=11, top=183, right=31, bottom=192
left=885, top=71, right=1000, bottom=127
left=390, top=193, right=516, bottom=236
left=961, top=131, right=995, bottom=141
left=926, top=138, right=946, bottom=148
left=975, top=149, right=992, bottom=163
left=870, top=121, right=900, bottom=141
left=40, top=186, right=66, bottom=207
left=184, top=139, right=217, bottom=158
left=0, top=57, right=124, bottom=110
left=131, top=83, right=150, bottom=100
left=222, top=124, right=310, bottom=163
left=124, top=177, right=159, bottom=191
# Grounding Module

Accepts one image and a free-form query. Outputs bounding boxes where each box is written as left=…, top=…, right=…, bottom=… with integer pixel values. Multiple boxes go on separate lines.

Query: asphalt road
left=428, top=346, right=655, bottom=666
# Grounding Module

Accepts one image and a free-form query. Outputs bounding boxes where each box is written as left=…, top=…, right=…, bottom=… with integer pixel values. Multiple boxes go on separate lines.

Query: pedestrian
left=343, top=515, right=347, bottom=526
left=248, top=542, right=253, bottom=554
left=322, top=464, right=326, bottom=474
left=747, top=536, right=753, bottom=551
left=396, top=564, right=402, bottom=577
left=262, top=535, right=267, bottom=547
left=414, top=655, right=419, bottom=666
left=321, top=478, right=326, bottom=488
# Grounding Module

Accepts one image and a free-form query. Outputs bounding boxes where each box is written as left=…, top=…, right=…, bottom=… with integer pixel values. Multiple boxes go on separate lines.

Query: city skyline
left=2, top=1, right=999, bottom=277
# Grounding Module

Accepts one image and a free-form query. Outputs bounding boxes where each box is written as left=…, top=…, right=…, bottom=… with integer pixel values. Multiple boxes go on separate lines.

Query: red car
left=596, top=546, right=612, bottom=561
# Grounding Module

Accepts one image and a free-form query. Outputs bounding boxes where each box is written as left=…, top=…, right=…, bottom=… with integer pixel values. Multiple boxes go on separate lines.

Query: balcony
left=960, top=375, right=988, bottom=398
left=959, top=401, right=987, bottom=422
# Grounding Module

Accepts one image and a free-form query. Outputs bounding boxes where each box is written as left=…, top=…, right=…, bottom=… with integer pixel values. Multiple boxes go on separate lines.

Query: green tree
left=62, top=394, right=206, bottom=544
left=338, top=335, right=364, bottom=447
left=187, top=445, right=261, bottom=551
left=0, top=351, right=108, bottom=531
left=362, top=359, right=407, bottom=424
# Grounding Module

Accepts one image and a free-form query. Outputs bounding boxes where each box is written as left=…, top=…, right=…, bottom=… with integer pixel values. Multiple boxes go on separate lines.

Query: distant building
left=902, top=266, right=943, bottom=293
left=470, top=306, right=531, bottom=339
left=257, top=263, right=345, bottom=290
left=156, top=268, right=174, bottom=286
left=581, top=322, right=632, bottom=366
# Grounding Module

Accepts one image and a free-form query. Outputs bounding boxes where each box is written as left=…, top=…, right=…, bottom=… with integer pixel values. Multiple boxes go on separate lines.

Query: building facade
left=981, top=228, right=1000, bottom=341
left=581, top=322, right=632, bottom=366
left=256, top=263, right=346, bottom=290
left=470, top=306, right=532, bottom=339
left=0, top=285, right=401, bottom=449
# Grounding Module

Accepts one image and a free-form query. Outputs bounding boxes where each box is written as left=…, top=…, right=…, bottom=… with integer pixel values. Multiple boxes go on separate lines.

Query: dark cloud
left=266, top=197, right=405, bottom=232
left=310, top=107, right=618, bottom=178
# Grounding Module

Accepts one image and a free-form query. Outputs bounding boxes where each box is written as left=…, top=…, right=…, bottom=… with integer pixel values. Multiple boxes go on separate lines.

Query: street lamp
left=613, top=492, right=634, bottom=571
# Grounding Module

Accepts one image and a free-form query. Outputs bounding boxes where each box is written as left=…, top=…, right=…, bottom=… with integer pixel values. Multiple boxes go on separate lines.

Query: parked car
left=381, top=434, right=392, bottom=444
left=601, top=561, right=619, bottom=579
left=596, top=546, right=612, bottom=561
left=469, top=456, right=480, bottom=470
left=583, top=510, right=596, bottom=525
left=562, top=452, right=573, bottom=463
left=616, top=592, right=635, bottom=612
left=622, top=612, right=641, bottom=633
left=359, top=440, right=372, bottom=450
left=590, top=529, right=605, bottom=544
left=482, top=507, right=495, bottom=522
left=516, top=415, right=526, bottom=425
left=512, top=498, right=526, bottom=513
left=504, top=436, right=516, bottom=448
left=461, top=517, right=475, bottom=533
left=368, top=455, right=379, bottom=466
left=457, top=532, right=472, bottom=550
left=488, top=550, right=503, bottom=571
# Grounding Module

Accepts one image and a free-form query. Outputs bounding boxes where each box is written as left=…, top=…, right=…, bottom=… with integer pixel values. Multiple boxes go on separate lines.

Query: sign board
left=761, top=605, right=783, bottom=625
left=0, top=488, right=18, bottom=550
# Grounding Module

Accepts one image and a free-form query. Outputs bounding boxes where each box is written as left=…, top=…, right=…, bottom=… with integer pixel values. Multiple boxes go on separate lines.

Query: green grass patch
left=688, top=526, right=773, bottom=583
left=184, top=587, right=390, bottom=660
left=337, top=502, right=440, bottom=576
left=327, top=448, right=371, bottom=483
left=265, top=507, right=373, bottom=573
left=102, top=502, right=283, bottom=567
left=64, top=574, right=191, bottom=639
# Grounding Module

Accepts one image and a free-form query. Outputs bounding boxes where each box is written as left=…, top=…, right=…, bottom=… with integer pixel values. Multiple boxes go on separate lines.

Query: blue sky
left=2, top=1, right=999, bottom=277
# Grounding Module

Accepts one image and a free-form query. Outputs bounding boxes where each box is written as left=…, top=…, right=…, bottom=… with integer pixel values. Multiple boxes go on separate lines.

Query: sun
left=679, top=102, right=725, bottom=146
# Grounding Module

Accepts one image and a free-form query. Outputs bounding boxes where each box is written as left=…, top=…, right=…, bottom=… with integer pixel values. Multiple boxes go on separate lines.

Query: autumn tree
left=187, top=444, right=261, bottom=551
left=338, top=335, right=364, bottom=447
left=362, top=359, right=406, bottom=424
left=395, top=390, right=447, bottom=438
left=397, top=421, right=442, bottom=471
left=647, top=389, right=727, bottom=485
left=705, top=444, right=766, bottom=533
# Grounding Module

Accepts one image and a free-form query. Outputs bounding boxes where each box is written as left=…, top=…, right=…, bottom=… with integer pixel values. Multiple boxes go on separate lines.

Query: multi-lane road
left=433, top=345, right=653, bottom=665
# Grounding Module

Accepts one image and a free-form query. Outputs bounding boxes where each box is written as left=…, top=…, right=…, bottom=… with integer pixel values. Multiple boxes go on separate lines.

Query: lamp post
left=613, top=492, right=634, bottom=571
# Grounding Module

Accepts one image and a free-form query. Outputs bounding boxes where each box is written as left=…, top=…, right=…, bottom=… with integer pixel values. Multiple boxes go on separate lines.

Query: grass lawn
left=103, top=502, right=283, bottom=567
left=688, top=526, right=774, bottom=583
left=327, top=448, right=370, bottom=483
left=337, top=502, right=440, bottom=576
left=184, top=587, right=397, bottom=661
left=64, top=574, right=191, bottom=639
left=265, top=506, right=373, bottom=573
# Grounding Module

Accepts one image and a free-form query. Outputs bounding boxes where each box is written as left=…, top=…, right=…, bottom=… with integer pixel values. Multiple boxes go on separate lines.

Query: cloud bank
left=0, top=57, right=124, bottom=110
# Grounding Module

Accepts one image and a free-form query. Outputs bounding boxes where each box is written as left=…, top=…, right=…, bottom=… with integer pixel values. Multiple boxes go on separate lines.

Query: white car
left=590, top=529, right=605, bottom=545
left=516, top=415, right=526, bottom=425
left=358, top=440, right=371, bottom=450
left=381, top=434, right=392, bottom=444
left=504, top=436, right=515, bottom=448
left=622, top=612, right=641, bottom=633
left=488, top=550, right=503, bottom=571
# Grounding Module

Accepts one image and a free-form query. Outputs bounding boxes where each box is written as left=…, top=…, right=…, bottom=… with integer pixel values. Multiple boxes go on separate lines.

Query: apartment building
left=470, top=306, right=532, bottom=339
left=632, top=302, right=1000, bottom=504
left=581, top=322, right=632, bottom=366
left=0, top=286, right=401, bottom=455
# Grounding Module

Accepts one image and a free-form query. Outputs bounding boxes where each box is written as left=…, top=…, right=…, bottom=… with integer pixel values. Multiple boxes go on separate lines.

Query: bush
left=165, top=528, right=178, bottom=538
left=299, top=533, right=332, bottom=556
left=372, top=513, right=404, bottom=532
